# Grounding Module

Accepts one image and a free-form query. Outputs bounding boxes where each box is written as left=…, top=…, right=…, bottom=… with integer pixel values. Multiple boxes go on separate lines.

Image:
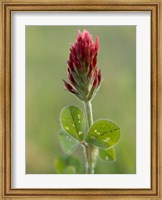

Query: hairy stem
left=84, top=101, right=93, bottom=129
left=83, top=101, right=98, bottom=174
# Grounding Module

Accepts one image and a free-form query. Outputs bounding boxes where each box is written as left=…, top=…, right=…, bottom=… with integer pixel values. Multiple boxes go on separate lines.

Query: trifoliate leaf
left=58, top=129, right=78, bottom=155
left=86, top=119, right=120, bottom=149
left=99, top=148, right=116, bottom=161
left=60, top=106, right=85, bottom=141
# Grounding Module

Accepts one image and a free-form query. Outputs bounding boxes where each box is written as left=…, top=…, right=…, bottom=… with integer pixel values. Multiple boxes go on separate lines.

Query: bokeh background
left=26, top=26, right=136, bottom=174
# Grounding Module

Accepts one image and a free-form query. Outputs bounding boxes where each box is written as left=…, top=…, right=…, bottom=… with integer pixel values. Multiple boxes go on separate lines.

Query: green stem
left=83, top=101, right=98, bottom=174
left=84, top=101, right=93, bottom=129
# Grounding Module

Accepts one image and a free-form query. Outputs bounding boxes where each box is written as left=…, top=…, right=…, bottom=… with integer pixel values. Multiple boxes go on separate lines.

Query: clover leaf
left=60, top=106, right=86, bottom=141
left=58, top=129, right=79, bottom=155
left=86, top=119, right=120, bottom=149
left=99, top=148, right=116, bottom=161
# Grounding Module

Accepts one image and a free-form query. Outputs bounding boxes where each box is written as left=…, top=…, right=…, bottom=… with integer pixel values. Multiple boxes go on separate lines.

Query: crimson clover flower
left=64, top=30, right=102, bottom=101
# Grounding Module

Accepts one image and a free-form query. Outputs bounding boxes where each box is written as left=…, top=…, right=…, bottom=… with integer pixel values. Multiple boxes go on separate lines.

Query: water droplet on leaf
left=79, top=131, right=83, bottom=135
left=103, top=138, right=110, bottom=142
left=106, top=156, right=109, bottom=160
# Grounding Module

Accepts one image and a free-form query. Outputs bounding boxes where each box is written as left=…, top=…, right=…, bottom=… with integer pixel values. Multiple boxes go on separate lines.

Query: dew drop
left=78, top=114, right=81, bottom=119
left=103, top=138, right=110, bottom=142
left=106, top=156, right=109, bottom=160
left=79, top=131, right=83, bottom=135
left=66, top=127, right=69, bottom=130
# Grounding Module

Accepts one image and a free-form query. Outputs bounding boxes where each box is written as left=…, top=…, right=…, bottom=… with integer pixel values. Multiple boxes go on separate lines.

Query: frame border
left=0, top=0, right=161, bottom=199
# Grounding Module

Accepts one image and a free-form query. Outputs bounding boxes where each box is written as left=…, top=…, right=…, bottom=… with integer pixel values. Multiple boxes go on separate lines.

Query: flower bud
left=64, top=30, right=102, bottom=101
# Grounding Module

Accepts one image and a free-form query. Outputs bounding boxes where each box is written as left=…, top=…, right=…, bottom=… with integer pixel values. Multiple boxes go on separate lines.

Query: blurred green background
left=26, top=26, right=136, bottom=174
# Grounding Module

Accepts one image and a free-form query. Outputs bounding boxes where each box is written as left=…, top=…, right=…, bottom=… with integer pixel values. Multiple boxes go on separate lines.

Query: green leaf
left=54, top=157, right=65, bottom=174
left=58, top=130, right=79, bottom=155
left=99, top=148, right=116, bottom=161
left=54, top=156, right=80, bottom=174
left=64, top=166, right=76, bottom=174
left=86, top=119, right=120, bottom=149
left=60, top=106, right=85, bottom=141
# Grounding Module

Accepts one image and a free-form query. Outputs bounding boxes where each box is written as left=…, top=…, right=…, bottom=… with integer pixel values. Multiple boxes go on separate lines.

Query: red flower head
left=64, top=30, right=102, bottom=101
